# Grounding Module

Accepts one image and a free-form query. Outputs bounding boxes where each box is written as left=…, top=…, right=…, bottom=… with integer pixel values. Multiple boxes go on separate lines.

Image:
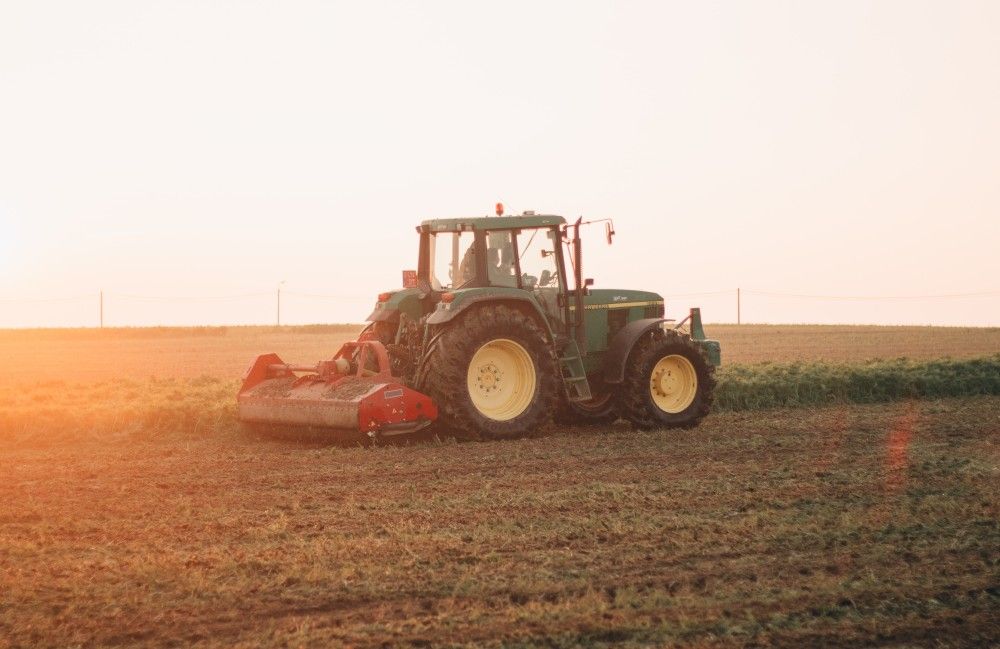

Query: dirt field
left=1, top=325, right=998, bottom=647
left=0, top=323, right=997, bottom=386
left=2, top=398, right=998, bottom=647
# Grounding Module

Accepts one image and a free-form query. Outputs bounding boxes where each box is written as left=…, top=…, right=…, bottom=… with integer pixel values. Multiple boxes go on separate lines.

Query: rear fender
left=366, top=288, right=427, bottom=323
left=415, top=292, right=560, bottom=391
left=425, top=290, right=557, bottom=342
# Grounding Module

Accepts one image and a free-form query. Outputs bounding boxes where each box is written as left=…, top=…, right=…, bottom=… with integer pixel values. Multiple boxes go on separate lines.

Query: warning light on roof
left=495, top=202, right=504, bottom=216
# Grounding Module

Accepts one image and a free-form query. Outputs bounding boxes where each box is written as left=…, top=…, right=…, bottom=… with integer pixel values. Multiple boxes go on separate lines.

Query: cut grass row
left=2, top=355, right=997, bottom=444
left=716, top=354, right=1000, bottom=410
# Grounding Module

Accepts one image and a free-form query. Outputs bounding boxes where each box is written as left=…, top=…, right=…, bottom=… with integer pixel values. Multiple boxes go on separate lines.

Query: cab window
left=485, top=231, right=518, bottom=287
left=429, top=231, right=476, bottom=290
left=517, top=227, right=562, bottom=291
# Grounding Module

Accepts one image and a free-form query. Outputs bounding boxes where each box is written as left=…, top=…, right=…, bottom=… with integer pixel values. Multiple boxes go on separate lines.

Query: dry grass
left=0, top=325, right=363, bottom=387
left=2, top=399, right=997, bottom=647
left=709, top=324, right=1000, bottom=365
left=0, top=323, right=997, bottom=387
left=0, top=377, right=236, bottom=447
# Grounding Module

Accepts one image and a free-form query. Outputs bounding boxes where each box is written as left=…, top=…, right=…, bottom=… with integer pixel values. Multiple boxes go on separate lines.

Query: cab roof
left=418, top=214, right=566, bottom=232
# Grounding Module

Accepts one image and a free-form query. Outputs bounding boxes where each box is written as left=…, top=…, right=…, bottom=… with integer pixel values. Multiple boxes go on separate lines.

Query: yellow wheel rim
left=649, top=354, right=698, bottom=414
left=466, top=338, right=537, bottom=421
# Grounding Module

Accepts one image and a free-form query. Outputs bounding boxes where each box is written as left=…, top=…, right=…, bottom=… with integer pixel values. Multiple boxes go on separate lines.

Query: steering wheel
left=417, top=278, right=432, bottom=299
left=539, top=269, right=559, bottom=287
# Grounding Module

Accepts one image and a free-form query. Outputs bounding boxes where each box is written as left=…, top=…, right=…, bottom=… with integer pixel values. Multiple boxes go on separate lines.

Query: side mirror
left=605, top=222, right=615, bottom=245
left=584, top=278, right=594, bottom=295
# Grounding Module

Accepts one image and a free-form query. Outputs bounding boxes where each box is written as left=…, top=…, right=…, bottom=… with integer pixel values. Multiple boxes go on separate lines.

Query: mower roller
left=237, top=206, right=721, bottom=440
left=237, top=339, right=438, bottom=437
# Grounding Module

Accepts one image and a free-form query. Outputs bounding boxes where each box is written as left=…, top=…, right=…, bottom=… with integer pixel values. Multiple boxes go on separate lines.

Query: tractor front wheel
left=618, top=329, right=716, bottom=430
left=421, top=305, right=558, bottom=440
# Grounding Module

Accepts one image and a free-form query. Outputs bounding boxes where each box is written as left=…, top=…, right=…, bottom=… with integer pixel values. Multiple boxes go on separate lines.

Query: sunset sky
left=1, top=0, right=998, bottom=327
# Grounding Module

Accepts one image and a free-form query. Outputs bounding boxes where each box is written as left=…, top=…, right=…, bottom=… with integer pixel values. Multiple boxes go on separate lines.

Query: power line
left=109, top=292, right=271, bottom=302
left=0, top=296, right=92, bottom=303
left=743, top=288, right=1000, bottom=301
left=662, top=290, right=737, bottom=298
left=282, top=290, right=373, bottom=300
left=2, top=288, right=997, bottom=303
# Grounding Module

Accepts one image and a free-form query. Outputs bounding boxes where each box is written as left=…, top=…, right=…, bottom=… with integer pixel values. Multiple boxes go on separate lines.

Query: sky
left=1, top=0, right=998, bottom=328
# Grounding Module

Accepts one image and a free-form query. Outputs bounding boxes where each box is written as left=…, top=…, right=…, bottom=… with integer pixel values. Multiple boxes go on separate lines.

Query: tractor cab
left=417, top=214, right=567, bottom=288
left=415, top=214, right=571, bottom=330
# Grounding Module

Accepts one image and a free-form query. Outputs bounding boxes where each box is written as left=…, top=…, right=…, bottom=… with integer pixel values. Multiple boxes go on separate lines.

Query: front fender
left=602, top=315, right=720, bottom=384
left=602, top=318, right=669, bottom=385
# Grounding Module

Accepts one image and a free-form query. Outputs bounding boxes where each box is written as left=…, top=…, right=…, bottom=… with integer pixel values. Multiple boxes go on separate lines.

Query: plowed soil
left=2, top=398, right=997, bottom=647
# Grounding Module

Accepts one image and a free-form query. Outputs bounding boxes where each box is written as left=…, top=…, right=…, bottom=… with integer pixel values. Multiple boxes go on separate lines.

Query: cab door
left=513, top=227, right=567, bottom=333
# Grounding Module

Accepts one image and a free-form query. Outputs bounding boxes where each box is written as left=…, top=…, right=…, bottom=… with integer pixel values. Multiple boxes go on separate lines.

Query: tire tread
left=618, top=329, right=716, bottom=430
left=419, top=305, right=558, bottom=440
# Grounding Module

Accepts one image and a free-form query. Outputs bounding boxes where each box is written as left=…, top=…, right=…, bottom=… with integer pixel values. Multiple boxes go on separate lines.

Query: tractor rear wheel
left=421, top=305, right=558, bottom=440
left=618, top=329, right=715, bottom=430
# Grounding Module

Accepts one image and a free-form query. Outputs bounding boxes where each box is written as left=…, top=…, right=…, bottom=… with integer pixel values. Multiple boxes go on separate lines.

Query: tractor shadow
left=240, top=420, right=629, bottom=449
left=239, top=422, right=446, bottom=449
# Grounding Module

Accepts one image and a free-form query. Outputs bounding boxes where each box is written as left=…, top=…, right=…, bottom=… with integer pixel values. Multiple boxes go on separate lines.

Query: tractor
left=237, top=208, right=721, bottom=440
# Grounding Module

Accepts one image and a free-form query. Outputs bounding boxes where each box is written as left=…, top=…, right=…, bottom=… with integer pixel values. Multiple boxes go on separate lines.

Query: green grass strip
left=714, top=354, right=1000, bottom=411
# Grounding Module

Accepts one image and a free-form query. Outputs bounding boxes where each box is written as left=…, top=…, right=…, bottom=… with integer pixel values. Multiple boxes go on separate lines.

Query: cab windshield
left=427, top=227, right=564, bottom=292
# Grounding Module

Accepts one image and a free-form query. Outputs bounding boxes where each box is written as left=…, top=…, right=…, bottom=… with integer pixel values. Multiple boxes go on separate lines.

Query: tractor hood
left=579, top=289, right=664, bottom=311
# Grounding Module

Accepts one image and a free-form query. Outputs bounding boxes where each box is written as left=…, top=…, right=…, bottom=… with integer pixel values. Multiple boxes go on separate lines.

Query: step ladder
left=559, top=340, right=593, bottom=402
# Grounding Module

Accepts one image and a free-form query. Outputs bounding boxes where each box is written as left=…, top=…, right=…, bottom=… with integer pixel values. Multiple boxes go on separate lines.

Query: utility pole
left=737, top=287, right=741, bottom=325
left=276, top=281, right=286, bottom=326
left=100, top=290, right=104, bottom=328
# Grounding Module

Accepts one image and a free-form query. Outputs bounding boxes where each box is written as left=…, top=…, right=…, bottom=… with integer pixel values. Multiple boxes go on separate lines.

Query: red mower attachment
left=237, top=340, right=438, bottom=437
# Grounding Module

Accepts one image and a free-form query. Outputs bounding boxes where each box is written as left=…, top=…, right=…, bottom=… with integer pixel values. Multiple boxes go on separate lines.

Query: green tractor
left=237, top=210, right=720, bottom=440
